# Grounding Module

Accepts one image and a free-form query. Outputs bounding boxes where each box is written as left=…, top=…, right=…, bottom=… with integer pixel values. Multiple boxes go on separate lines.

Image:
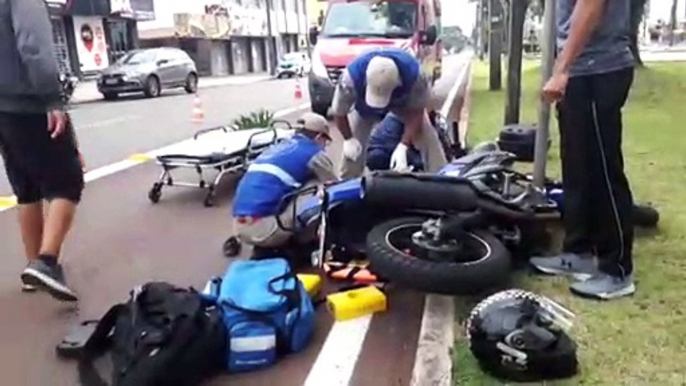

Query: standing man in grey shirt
left=530, top=0, right=636, bottom=300
left=0, top=0, right=84, bottom=302
left=331, top=47, right=447, bottom=178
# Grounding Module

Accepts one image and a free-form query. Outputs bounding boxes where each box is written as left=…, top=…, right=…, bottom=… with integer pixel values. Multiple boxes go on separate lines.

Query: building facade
left=137, top=0, right=308, bottom=77
left=305, top=0, right=327, bottom=28
left=45, top=0, right=155, bottom=78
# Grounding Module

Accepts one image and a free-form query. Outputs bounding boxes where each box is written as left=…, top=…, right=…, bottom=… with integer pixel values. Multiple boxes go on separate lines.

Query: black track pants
left=556, top=67, right=635, bottom=278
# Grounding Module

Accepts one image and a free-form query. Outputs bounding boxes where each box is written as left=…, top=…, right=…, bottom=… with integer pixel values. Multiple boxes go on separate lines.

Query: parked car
left=276, top=52, right=311, bottom=78
left=97, top=47, right=198, bottom=100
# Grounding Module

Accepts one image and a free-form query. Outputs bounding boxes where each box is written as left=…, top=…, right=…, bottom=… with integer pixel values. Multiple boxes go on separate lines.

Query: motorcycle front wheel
left=366, top=217, right=512, bottom=295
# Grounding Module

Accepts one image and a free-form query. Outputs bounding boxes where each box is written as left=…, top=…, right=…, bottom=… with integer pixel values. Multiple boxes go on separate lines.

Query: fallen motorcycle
left=222, top=113, right=660, bottom=295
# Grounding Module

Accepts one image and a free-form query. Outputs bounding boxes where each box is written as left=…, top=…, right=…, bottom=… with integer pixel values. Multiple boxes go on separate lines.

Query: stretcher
left=148, top=121, right=294, bottom=207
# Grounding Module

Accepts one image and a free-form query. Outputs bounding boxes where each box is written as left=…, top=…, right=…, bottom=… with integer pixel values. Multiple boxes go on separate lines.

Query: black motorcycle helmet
left=465, top=289, right=579, bottom=382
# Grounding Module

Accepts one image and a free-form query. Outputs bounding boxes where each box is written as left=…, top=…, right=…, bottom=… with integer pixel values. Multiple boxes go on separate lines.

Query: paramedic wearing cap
left=232, top=113, right=338, bottom=248
left=331, top=47, right=448, bottom=178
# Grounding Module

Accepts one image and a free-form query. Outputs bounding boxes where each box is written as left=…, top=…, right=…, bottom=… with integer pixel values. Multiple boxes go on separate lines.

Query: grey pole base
left=533, top=0, right=557, bottom=189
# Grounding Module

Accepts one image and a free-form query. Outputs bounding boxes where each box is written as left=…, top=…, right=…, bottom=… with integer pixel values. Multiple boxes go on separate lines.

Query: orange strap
left=324, top=262, right=380, bottom=284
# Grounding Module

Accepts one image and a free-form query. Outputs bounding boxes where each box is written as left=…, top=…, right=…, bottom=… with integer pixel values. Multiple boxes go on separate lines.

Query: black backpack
left=78, top=282, right=227, bottom=386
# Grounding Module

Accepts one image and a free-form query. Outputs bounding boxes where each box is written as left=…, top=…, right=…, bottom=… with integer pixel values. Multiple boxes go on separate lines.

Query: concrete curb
left=410, top=57, right=475, bottom=386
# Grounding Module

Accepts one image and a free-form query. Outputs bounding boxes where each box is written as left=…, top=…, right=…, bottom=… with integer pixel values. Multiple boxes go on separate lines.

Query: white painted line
left=303, top=315, right=373, bottom=386
left=0, top=102, right=311, bottom=213
left=411, top=52, right=473, bottom=386
left=79, top=115, right=139, bottom=130
left=440, top=52, right=474, bottom=119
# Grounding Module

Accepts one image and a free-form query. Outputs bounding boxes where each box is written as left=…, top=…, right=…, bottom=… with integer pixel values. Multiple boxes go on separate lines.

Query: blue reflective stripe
left=247, top=163, right=301, bottom=188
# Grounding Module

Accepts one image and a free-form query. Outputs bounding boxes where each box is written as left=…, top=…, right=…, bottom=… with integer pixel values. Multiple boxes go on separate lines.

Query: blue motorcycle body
left=295, top=152, right=564, bottom=228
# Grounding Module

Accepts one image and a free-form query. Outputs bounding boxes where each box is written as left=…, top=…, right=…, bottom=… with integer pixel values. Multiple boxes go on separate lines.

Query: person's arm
left=331, top=71, right=356, bottom=140
left=9, top=0, right=64, bottom=111
left=308, top=152, right=339, bottom=183
left=400, top=75, right=431, bottom=146
left=553, top=0, right=607, bottom=75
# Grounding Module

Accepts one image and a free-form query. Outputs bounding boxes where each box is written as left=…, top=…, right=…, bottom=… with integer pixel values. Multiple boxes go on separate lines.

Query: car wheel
left=102, top=92, right=118, bottom=101
left=311, top=102, right=329, bottom=117
left=143, top=76, right=161, bottom=98
left=184, top=73, right=198, bottom=93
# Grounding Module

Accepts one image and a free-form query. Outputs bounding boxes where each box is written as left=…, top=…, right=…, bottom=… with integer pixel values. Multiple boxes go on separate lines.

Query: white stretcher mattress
left=156, top=127, right=294, bottom=161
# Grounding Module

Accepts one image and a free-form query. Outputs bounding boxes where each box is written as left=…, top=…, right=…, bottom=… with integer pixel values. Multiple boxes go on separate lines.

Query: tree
left=669, top=0, right=678, bottom=46
left=630, top=0, right=647, bottom=66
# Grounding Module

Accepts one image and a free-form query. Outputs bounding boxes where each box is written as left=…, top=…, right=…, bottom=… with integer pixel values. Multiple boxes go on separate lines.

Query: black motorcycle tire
left=633, top=204, right=659, bottom=228
left=366, top=216, right=512, bottom=295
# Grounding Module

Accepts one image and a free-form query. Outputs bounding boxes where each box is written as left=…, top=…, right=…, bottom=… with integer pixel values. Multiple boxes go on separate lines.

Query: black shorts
left=0, top=112, right=84, bottom=204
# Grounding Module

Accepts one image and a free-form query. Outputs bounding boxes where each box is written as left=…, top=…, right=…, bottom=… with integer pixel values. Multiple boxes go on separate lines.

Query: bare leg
left=17, top=202, right=44, bottom=263
left=339, top=110, right=378, bottom=179
left=39, top=198, right=77, bottom=258
left=412, top=111, right=448, bottom=172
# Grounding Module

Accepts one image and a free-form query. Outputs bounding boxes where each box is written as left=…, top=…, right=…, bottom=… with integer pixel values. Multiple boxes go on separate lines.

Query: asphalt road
left=0, top=53, right=470, bottom=386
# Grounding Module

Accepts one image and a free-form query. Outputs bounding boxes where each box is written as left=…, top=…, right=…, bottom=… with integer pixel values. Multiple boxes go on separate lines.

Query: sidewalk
left=71, top=73, right=272, bottom=104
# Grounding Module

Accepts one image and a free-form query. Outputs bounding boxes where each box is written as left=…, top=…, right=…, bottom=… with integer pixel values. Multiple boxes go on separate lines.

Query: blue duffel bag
left=204, top=258, right=315, bottom=373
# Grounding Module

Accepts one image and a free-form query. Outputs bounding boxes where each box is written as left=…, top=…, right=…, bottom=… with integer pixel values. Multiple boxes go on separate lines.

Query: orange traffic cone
left=294, top=79, right=303, bottom=100
left=192, top=94, right=205, bottom=123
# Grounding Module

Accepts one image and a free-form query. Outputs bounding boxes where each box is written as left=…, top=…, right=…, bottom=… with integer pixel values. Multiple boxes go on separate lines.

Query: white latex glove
left=343, top=137, right=362, bottom=160
left=390, top=143, right=412, bottom=172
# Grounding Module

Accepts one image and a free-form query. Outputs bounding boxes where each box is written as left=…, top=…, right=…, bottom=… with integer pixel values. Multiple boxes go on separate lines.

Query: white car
left=276, top=52, right=311, bottom=78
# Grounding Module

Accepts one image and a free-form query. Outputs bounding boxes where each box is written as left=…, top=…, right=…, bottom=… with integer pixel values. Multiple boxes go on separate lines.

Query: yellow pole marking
left=128, top=153, right=153, bottom=162
left=0, top=196, right=18, bottom=209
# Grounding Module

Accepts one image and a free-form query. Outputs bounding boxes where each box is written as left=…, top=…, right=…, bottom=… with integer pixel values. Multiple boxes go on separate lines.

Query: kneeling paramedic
left=331, top=47, right=448, bottom=178
left=232, top=113, right=337, bottom=248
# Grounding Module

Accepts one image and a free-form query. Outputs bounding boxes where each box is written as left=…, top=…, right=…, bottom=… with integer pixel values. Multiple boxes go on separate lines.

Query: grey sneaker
left=570, top=273, right=636, bottom=300
left=21, top=259, right=78, bottom=302
left=529, top=252, right=598, bottom=281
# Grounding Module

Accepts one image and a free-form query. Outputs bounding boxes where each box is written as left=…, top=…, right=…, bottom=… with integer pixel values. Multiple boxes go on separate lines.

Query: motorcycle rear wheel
left=366, top=216, right=512, bottom=295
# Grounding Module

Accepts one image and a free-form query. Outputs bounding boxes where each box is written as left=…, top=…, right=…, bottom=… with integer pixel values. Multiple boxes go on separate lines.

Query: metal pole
left=303, top=0, right=312, bottom=55
left=532, top=0, right=556, bottom=188
left=266, top=0, right=277, bottom=75
left=274, top=0, right=285, bottom=56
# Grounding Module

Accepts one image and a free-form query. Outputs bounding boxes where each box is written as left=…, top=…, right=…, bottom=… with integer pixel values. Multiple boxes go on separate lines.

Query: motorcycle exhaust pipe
left=476, top=198, right=560, bottom=222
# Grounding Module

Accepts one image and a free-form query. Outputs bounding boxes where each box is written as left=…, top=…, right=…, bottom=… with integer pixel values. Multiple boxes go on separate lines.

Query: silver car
left=97, top=47, right=198, bottom=100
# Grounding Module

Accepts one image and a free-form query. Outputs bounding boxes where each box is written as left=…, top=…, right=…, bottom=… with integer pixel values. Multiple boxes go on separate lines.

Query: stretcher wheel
left=148, top=184, right=162, bottom=203
left=222, top=236, right=242, bottom=257
left=204, top=187, right=216, bottom=207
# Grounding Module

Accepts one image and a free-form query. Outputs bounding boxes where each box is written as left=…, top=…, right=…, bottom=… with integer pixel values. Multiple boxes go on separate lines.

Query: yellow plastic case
left=297, top=274, right=322, bottom=298
left=326, top=286, right=387, bottom=322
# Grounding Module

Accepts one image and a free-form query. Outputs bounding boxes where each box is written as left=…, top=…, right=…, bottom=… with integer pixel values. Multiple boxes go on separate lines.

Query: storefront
left=44, top=0, right=155, bottom=78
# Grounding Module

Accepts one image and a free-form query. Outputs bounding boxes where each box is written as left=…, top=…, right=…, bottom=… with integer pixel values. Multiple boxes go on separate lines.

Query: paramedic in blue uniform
left=331, top=47, right=447, bottom=178
left=366, top=112, right=425, bottom=171
left=530, top=0, right=636, bottom=300
left=232, top=113, right=338, bottom=248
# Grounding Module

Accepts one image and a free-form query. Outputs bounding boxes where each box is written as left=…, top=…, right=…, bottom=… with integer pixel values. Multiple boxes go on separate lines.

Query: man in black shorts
left=0, top=0, right=84, bottom=302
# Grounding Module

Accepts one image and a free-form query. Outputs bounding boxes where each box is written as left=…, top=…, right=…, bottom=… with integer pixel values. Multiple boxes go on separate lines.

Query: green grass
left=453, top=60, right=686, bottom=385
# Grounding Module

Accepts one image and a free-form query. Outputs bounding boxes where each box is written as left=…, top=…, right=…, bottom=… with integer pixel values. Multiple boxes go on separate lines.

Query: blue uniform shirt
left=232, top=134, right=324, bottom=217
left=346, top=47, right=420, bottom=119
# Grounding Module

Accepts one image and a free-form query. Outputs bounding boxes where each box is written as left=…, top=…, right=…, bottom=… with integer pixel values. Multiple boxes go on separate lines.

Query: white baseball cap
left=298, top=112, right=331, bottom=138
left=365, top=56, right=401, bottom=109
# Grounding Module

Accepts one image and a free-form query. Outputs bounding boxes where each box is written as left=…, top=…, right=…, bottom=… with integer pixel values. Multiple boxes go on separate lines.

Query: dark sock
left=37, top=254, right=58, bottom=267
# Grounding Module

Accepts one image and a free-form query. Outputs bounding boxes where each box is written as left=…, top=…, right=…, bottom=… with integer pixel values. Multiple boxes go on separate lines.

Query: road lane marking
left=78, top=115, right=140, bottom=130
left=128, top=154, right=154, bottom=162
left=412, top=50, right=474, bottom=386
left=0, top=102, right=310, bottom=213
left=441, top=51, right=473, bottom=119
left=303, top=315, right=373, bottom=386
left=0, top=196, right=17, bottom=209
